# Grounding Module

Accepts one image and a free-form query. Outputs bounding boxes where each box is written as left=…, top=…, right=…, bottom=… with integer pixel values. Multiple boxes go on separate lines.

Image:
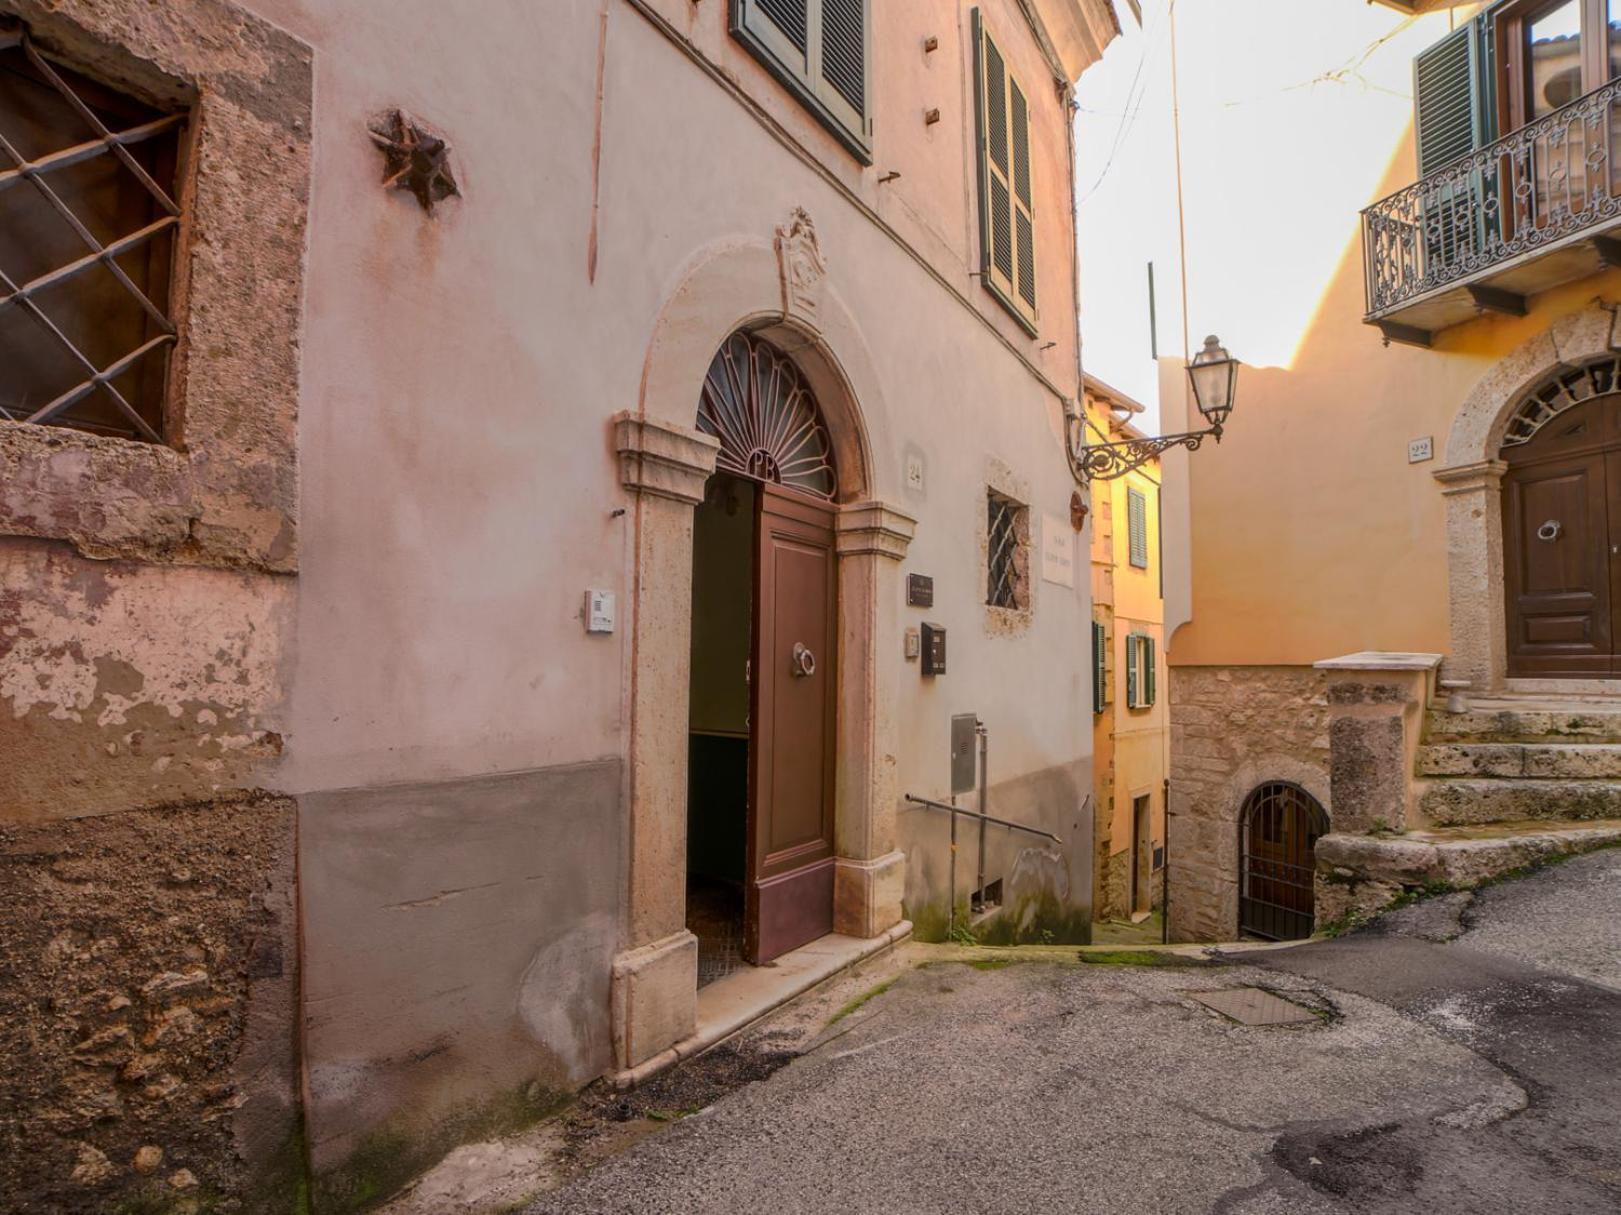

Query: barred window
left=0, top=28, right=186, bottom=442
left=986, top=489, right=1029, bottom=611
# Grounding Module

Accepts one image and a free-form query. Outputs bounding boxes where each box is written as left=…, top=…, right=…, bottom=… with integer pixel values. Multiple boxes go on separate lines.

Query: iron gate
left=1238, top=782, right=1328, bottom=941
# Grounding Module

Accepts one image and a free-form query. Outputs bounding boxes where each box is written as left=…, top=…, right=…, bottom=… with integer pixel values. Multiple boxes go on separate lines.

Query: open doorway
left=1131, top=794, right=1151, bottom=919
left=687, top=473, right=755, bottom=988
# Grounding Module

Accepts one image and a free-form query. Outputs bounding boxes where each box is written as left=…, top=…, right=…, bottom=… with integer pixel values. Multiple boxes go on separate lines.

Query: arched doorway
left=1238, top=782, right=1327, bottom=941
left=686, top=331, right=840, bottom=979
left=1501, top=388, right=1621, bottom=677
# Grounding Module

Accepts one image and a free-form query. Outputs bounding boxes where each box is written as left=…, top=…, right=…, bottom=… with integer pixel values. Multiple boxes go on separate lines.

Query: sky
left=1073, top=0, right=1464, bottom=431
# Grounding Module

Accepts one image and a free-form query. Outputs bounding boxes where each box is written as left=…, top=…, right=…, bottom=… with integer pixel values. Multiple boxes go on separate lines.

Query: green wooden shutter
left=974, top=10, right=1037, bottom=333
left=1125, top=634, right=1139, bottom=709
left=733, top=0, right=871, bottom=161
left=1144, top=637, right=1156, bottom=706
left=1414, top=17, right=1495, bottom=176
left=1127, top=487, right=1148, bottom=569
left=1092, top=620, right=1107, bottom=714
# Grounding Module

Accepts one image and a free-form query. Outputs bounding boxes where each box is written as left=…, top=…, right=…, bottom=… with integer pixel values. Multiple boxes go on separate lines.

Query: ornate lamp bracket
left=1068, top=417, right=1223, bottom=484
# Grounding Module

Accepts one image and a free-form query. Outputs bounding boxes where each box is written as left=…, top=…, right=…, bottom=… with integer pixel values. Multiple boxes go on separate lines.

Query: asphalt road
left=528, top=850, right=1621, bottom=1214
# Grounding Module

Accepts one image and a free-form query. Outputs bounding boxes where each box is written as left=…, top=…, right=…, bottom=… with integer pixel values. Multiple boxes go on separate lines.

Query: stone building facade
left=0, top=0, right=1118, bottom=1209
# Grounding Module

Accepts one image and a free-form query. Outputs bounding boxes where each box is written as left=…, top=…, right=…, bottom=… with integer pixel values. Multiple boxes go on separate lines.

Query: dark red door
left=1503, top=396, right=1621, bottom=677
left=747, top=484, right=837, bottom=963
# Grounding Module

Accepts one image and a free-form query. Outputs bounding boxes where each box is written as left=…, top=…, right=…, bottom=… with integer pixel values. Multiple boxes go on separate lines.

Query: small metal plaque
left=907, top=573, right=934, bottom=608
left=1408, top=436, right=1434, bottom=464
left=950, top=713, right=978, bottom=794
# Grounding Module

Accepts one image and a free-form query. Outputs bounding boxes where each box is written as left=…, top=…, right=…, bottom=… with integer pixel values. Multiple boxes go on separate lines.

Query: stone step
left=1425, top=707, right=1621, bottom=744
left=1417, top=742, right=1621, bottom=779
left=1315, top=819, right=1621, bottom=927
left=1419, top=779, right=1621, bottom=826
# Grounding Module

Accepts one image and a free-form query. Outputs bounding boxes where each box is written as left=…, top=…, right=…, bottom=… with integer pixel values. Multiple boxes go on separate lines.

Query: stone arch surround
left=1437, top=305, right=1621, bottom=690
left=608, top=233, right=917, bottom=1073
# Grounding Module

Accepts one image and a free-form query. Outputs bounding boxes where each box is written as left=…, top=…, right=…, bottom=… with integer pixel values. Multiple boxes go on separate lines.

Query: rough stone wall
left=0, top=3, right=312, bottom=1211
left=0, top=798, right=299, bottom=1214
left=1167, top=666, right=1330, bottom=941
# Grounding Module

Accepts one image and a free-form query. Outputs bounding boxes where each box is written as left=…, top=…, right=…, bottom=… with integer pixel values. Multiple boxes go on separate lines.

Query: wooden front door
left=746, top=483, right=837, bottom=963
left=1503, top=396, right=1621, bottom=677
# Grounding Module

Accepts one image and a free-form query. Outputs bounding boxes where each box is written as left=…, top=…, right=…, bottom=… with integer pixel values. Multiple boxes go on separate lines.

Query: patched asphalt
left=526, top=850, right=1621, bottom=1214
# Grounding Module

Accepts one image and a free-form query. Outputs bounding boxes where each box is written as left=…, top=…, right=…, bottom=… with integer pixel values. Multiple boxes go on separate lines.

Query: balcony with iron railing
left=1362, top=77, right=1621, bottom=345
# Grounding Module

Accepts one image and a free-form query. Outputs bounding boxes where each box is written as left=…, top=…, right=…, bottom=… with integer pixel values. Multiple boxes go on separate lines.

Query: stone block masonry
left=0, top=796, right=300, bottom=1214
left=1167, top=666, right=1330, bottom=941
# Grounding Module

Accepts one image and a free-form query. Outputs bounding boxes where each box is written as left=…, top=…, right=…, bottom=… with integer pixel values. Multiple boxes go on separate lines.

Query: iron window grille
left=0, top=27, right=186, bottom=443
left=986, top=490, right=1026, bottom=610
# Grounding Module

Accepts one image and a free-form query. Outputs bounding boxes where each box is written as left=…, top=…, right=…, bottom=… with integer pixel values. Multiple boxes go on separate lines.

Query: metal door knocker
left=791, top=642, right=816, bottom=677
left=1537, top=519, right=1563, bottom=542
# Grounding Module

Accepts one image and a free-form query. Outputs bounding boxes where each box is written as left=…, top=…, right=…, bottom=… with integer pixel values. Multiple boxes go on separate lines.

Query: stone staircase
left=1416, top=700, right=1621, bottom=827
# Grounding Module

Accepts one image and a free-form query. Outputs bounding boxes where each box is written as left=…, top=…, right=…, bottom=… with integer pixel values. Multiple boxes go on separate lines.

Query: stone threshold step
left=1418, top=779, right=1621, bottom=826
left=1417, top=742, right=1621, bottom=779
left=1317, top=819, right=1621, bottom=924
left=1427, top=708, right=1621, bottom=744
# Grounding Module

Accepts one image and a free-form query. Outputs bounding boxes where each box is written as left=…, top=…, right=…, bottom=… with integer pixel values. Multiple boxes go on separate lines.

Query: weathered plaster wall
left=1, top=541, right=290, bottom=821
left=1167, top=666, right=1330, bottom=942
left=298, top=763, right=622, bottom=1210
left=0, top=797, right=299, bottom=1214
left=0, top=1, right=310, bottom=1210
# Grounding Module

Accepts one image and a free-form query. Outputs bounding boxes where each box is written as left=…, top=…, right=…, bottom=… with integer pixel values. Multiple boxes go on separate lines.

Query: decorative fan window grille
left=0, top=28, right=186, bottom=442
left=697, top=331, right=837, bottom=501
left=1502, top=354, right=1621, bottom=448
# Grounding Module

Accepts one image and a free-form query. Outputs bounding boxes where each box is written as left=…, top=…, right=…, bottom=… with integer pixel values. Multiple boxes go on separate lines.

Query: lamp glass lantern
left=1187, top=334, right=1237, bottom=434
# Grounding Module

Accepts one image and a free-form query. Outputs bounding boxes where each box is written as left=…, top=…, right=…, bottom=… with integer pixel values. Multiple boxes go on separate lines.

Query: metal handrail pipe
left=903, top=794, right=1062, bottom=845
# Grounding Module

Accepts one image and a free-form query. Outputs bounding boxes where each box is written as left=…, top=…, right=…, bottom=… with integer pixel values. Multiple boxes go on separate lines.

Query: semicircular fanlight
left=697, top=332, right=837, bottom=501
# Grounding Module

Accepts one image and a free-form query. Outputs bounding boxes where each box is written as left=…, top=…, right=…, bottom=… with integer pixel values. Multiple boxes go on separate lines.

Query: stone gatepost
left=610, top=412, right=719, bottom=1072
left=832, top=502, right=916, bottom=938
left=1313, top=652, right=1441, bottom=833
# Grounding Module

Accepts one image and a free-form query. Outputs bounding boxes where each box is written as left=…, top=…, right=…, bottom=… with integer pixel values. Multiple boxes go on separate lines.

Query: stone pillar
left=1435, top=460, right=1507, bottom=692
left=831, top=501, right=916, bottom=939
left=609, top=412, right=719, bottom=1070
left=1314, top=652, right=1440, bottom=834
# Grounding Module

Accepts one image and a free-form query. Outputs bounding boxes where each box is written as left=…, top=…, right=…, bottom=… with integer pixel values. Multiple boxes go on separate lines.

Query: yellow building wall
left=1087, top=392, right=1168, bottom=920
left=1165, top=125, right=1621, bottom=670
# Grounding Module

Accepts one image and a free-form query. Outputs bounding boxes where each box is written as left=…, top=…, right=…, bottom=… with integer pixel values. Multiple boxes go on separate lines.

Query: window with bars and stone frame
left=0, top=26, right=187, bottom=443
left=985, top=488, right=1030, bottom=612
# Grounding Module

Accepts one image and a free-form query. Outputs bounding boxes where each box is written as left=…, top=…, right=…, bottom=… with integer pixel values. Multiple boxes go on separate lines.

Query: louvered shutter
left=1125, top=634, right=1139, bottom=709
left=1127, top=487, right=1148, bottom=568
left=733, top=0, right=871, bottom=161
left=1092, top=620, right=1107, bottom=714
left=1144, top=637, right=1156, bottom=706
left=974, top=10, right=1037, bottom=333
left=1414, top=19, right=1493, bottom=176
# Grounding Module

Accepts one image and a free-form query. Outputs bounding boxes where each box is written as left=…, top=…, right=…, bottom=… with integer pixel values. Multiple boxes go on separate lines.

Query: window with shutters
left=1091, top=619, right=1109, bottom=713
left=0, top=30, right=186, bottom=442
left=1127, top=486, right=1149, bottom=569
left=730, top=0, right=872, bottom=163
left=1125, top=633, right=1155, bottom=710
left=972, top=9, right=1037, bottom=335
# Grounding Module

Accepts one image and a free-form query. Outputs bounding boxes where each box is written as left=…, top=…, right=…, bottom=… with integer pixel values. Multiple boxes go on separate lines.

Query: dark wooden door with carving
left=746, top=483, right=838, bottom=963
left=1503, top=395, right=1621, bottom=677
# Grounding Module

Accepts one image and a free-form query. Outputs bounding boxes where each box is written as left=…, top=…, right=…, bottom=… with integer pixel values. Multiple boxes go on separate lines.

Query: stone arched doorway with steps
left=607, top=234, right=917, bottom=1076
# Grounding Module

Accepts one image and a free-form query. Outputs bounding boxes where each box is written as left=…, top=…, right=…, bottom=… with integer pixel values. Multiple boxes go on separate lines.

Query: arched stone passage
left=608, top=233, right=915, bottom=1073
left=1436, top=305, right=1621, bottom=689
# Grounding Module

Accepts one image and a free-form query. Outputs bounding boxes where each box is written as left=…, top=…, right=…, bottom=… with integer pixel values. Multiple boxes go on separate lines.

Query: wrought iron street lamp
left=1071, top=335, right=1239, bottom=483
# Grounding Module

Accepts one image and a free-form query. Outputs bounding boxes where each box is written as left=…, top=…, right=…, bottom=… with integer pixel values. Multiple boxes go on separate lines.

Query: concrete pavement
left=524, top=849, right=1621, bottom=1214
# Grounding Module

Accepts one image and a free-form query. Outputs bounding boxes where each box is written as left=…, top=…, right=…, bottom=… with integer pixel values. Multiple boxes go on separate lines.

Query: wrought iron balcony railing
left=1363, top=78, right=1621, bottom=334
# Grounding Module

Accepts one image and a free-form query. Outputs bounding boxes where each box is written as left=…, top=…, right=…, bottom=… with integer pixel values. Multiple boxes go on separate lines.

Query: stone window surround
left=1438, top=305, right=1621, bottom=690
left=0, top=0, right=311, bottom=574
left=606, top=234, right=916, bottom=1074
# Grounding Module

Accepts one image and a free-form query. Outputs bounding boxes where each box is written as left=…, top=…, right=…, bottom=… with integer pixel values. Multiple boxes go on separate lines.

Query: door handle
left=1536, top=519, right=1562, bottom=542
left=791, top=642, right=816, bottom=678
